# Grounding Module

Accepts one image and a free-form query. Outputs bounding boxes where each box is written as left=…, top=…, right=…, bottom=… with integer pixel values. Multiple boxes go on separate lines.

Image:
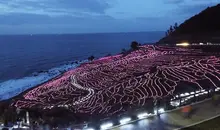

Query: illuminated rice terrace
left=12, top=45, right=220, bottom=117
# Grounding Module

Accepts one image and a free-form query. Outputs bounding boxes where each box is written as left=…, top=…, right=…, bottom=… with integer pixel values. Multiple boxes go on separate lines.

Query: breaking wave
left=0, top=60, right=86, bottom=101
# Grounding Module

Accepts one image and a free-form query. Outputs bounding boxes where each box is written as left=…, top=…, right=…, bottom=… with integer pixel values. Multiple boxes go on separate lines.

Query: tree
left=121, top=48, right=127, bottom=54
left=165, top=23, right=179, bottom=36
left=105, top=53, right=111, bottom=57
left=88, top=55, right=95, bottom=61
left=165, top=24, right=177, bottom=36
left=130, top=41, right=139, bottom=50
left=169, top=25, right=174, bottom=33
left=165, top=31, right=169, bottom=36
left=174, top=22, right=178, bottom=30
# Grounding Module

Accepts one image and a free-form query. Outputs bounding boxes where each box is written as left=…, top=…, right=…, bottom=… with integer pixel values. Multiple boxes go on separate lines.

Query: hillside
left=12, top=45, right=220, bottom=121
left=158, top=3, right=220, bottom=44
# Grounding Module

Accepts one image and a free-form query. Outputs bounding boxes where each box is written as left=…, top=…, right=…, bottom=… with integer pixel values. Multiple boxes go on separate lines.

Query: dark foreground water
left=0, top=32, right=164, bottom=100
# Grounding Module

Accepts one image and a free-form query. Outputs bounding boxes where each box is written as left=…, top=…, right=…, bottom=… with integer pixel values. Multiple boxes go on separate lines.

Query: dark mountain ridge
left=158, top=4, right=220, bottom=44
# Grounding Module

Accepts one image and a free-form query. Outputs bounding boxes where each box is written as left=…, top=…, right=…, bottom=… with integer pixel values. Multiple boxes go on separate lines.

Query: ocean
left=0, top=32, right=164, bottom=100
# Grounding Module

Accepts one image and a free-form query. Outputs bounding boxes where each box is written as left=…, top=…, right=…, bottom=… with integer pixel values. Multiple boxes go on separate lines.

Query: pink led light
left=13, top=45, right=220, bottom=117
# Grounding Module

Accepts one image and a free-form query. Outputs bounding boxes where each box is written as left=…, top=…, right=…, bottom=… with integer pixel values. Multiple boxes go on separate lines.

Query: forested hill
left=158, top=4, right=220, bottom=44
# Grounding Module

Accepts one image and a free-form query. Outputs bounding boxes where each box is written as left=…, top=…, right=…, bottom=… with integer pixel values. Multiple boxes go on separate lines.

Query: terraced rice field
left=12, top=45, right=220, bottom=118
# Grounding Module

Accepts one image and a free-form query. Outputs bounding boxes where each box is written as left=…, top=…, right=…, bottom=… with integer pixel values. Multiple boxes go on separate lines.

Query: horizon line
left=0, top=31, right=165, bottom=36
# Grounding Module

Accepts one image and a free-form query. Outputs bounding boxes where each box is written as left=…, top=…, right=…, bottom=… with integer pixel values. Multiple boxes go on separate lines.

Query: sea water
left=0, top=32, right=164, bottom=100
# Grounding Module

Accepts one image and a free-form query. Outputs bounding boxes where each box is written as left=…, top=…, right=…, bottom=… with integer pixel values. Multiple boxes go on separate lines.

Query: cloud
left=176, top=1, right=219, bottom=15
left=53, top=0, right=110, bottom=13
left=162, top=0, right=220, bottom=18
left=0, top=12, right=114, bottom=25
left=0, top=0, right=111, bottom=16
left=0, top=0, right=219, bottom=34
left=164, top=0, right=184, bottom=4
left=164, top=0, right=219, bottom=5
left=0, top=12, right=125, bottom=34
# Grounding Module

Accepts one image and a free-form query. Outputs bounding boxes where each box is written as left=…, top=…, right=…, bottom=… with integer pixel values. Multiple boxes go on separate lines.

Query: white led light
left=21, top=126, right=29, bottom=129
left=215, top=88, right=220, bottom=91
left=137, top=112, right=149, bottom=119
left=185, top=93, right=189, bottom=96
left=154, top=110, right=158, bottom=115
left=176, top=42, right=190, bottom=46
left=186, top=97, right=191, bottom=99
left=190, top=92, right=195, bottom=95
left=13, top=125, right=19, bottom=128
left=100, top=122, right=113, bottom=130
left=119, top=117, right=131, bottom=124
left=170, top=101, right=180, bottom=107
left=158, top=108, right=165, bottom=113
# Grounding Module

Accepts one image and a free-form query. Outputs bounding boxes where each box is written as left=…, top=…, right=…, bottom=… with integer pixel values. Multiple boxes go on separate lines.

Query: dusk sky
left=0, top=0, right=219, bottom=34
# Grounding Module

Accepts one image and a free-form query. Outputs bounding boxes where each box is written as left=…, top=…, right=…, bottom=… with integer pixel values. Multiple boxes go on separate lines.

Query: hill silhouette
left=158, top=3, right=220, bottom=44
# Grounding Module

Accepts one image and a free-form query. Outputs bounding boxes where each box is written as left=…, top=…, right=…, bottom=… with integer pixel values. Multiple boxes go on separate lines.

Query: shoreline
left=0, top=61, right=88, bottom=104
left=0, top=47, right=131, bottom=105
left=0, top=55, right=119, bottom=104
left=0, top=70, right=67, bottom=105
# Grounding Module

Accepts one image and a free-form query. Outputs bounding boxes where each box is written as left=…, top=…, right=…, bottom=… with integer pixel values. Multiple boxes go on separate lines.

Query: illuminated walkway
left=70, top=75, right=95, bottom=106
left=111, top=98, right=220, bottom=130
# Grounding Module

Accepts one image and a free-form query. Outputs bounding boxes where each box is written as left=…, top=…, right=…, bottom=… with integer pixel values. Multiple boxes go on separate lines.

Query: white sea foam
left=0, top=61, right=86, bottom=101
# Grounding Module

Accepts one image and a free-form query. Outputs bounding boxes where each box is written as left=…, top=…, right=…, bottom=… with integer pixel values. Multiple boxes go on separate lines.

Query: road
left=110, top=98, right=220, bottom=130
